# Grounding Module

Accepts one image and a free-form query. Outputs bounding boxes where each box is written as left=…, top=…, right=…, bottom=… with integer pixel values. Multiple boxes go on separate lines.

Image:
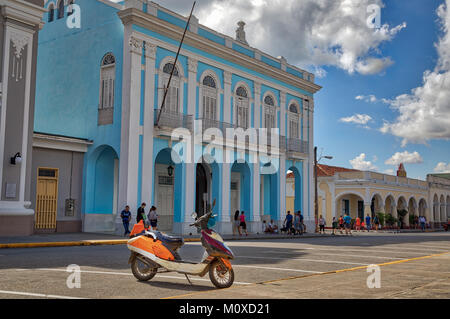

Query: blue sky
left=315, top=0, right=450, bottom=180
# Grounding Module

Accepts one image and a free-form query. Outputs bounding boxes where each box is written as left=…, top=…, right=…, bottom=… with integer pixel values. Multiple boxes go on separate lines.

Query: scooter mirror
left=191, top=212, right=197, bottom=219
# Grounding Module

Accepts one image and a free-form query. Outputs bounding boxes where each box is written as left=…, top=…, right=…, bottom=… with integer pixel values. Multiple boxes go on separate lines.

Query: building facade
left=0, top=0, right=45, bottom=236
left=318, top=164, right=450, bottom=229
left=32, top=0, right=321, bottom=235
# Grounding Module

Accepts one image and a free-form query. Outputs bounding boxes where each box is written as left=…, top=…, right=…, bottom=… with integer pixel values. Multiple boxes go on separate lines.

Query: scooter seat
left=156, top=232, right=184, bottom=249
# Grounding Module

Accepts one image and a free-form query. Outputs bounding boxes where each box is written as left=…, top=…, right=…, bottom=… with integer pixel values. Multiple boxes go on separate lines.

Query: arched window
left=263, top=94, right=276, bottom=129
left=288, top=102, right=300, bottom=139
left=57, top=0, right=65, bottom=19
left=161, top=62, right=180, bottom=113
left=47, top=4, right=55, bottom=22
left=98, top=53, right=116, bottom=125
left=202, top=75, right=217, bottom=120
left=235, top=86, right=249, bottom=128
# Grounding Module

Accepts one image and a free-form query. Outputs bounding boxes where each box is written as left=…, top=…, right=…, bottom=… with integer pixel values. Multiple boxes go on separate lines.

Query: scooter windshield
left=207, top=215, right=216, bottom=228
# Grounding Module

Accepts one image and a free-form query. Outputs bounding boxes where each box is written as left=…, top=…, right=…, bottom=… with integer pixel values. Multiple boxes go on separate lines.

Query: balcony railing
left=154, top=109, right=193, bottom=131
left=287, top=137, right=309, bottom=154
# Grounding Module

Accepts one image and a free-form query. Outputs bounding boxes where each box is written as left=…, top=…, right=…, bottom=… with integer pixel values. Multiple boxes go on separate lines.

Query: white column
left=140, top=42, right=157, bottom=212
left=184, top=57, right=197, bottom=223
left=223, top=71, right=232, bottom=124
left=254, top=82, right=261, bottom=129
left=307, top=99, right=315, bottom=229
left=280, top=91, right=286, bottom=137
left=252, top=161, right=261, bottom=222
left=279, top=155, right=286, bottom=224
left=118, top=33, right=143, bottom=216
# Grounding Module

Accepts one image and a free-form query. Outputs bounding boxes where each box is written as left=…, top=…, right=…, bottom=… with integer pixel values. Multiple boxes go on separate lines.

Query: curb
left=0, top=234, right=323, bottom=249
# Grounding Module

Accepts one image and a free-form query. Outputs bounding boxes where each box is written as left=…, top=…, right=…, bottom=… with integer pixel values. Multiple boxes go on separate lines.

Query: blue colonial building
left=32, top=0, right=321, bottom=235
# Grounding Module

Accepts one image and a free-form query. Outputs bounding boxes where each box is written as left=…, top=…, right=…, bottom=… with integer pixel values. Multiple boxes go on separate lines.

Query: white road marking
left=0, top=289, right=85, bottom=299
left=265, top=250, right=404, bottom=260
left=27, top=268, right=252, bottom=285
left=234, top=265, right=323, bottom=274
left=237, top=255, right=370, bottom=266
left=268, top=246, right=441, bottom=256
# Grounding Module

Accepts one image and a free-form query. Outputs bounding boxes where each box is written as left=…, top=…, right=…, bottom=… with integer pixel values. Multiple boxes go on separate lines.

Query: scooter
left=127, top=200, right=235, bottom=288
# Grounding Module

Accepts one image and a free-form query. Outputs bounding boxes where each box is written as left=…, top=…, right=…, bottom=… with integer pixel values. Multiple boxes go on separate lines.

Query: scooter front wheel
left=131, top=257, right=157, bottom=281
left=209, top=260, right=234, bottom=289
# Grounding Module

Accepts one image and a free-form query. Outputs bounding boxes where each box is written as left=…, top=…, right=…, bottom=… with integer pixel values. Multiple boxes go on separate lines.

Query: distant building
left=317, top=164, right=450, bottom=229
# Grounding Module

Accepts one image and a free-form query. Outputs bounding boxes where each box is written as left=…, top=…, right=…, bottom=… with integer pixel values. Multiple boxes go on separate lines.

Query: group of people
left=279, top=211, right=305, bottom=235
left=120, top=203, right=159, bottom=237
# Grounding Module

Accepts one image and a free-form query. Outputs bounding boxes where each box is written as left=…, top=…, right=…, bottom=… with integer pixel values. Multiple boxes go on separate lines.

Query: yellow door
left=35, top=168, right=59, bottom=230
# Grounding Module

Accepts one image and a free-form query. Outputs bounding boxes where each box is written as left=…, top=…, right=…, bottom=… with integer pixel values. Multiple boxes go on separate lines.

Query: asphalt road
left=0, top=232, right=449, bottom=299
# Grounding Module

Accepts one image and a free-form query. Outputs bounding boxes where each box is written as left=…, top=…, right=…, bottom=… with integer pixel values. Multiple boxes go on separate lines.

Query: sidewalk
left=0, top=231, right=324, bottom=249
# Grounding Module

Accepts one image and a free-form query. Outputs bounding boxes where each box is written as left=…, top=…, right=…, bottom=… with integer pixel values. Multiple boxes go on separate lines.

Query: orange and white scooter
left=127, top=200, right=235, bottom=288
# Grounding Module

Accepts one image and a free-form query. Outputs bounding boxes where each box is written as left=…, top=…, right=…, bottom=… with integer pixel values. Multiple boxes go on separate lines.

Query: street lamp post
left=314, top=147, right=333, bottom=233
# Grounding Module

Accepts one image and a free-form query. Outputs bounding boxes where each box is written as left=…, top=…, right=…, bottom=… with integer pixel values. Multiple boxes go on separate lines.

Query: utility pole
left=314, top=147, right=333, bottom=233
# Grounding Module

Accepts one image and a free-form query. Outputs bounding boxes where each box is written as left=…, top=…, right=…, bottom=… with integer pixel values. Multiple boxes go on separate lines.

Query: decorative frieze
left=144, top=42, right=157, bottom=59
left=129, top=36, right=143, bottom=54
left=188, top=57, right=198, bottom=73
left=10, top=30, right=31, bottom=82
left=224, top=71, right=232, bottom=85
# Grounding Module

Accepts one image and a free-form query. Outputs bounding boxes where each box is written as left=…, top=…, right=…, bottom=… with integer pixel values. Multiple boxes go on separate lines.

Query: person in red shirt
left=355, top=217, right=361, bottom=232
left=239, top=211, right=248, bottom=236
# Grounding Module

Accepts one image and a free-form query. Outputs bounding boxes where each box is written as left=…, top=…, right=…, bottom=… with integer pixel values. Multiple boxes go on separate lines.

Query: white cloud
left=434, top=162, right=450, bottom=173
left=131, top=0, right=406, bottom=76
left=384, top=168, right=395, bottom=175
left=340, top=114, right=372, bottom=125
left=381, top=1, right=450, bottom=145
left=355, top=94, right=390, bottom=104
left=384, top=151, right=424, bottom=166
left=350, top=153, right=378, bottom=170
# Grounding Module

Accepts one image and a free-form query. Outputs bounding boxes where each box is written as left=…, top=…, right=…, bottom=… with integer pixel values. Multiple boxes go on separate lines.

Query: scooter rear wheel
left=209, top=260, right=234, bottom=289
left=131, top=257, right=157, bottom=281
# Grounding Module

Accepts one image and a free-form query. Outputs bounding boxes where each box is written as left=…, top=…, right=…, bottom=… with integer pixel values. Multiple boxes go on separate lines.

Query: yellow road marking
left=161, top=251, right=450, bottom=299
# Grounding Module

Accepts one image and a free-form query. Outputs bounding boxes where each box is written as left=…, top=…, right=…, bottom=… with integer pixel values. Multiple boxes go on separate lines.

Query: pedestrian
left=239, top=211, right=248, bottom=236
left=294, top=212, right=302, bottom=235
left=344, top=213, right=352, bottom=235
left=373, top=214, right=380, bottom=231
left=414, top=215, right=419, bottom=229
left=365, top=214, right=371, bottom=232
left=136, top=202, right=146, bottom=224
left=233, top=210, right=241, bottom=236
left=283, top=211, right=293, bottom=235
left=299, top=211, right=304, bottom=234
left=318, top=215, right=326, bottom=234
left=339, top=215, right=344, bottom=234
left=419, top=215, right=426, bottom=232
left=355, top=216, right=361, bottom=232
left=332, top=217, right=338, bottom=235
left=120, top=205, right=132, bottom=237
left=147, top=206, right=158, bottom=230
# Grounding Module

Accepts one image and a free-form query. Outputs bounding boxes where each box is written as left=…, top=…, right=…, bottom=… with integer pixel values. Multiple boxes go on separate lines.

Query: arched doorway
left=371, top=194, right=383, bottom=218
left=195, top=163, right=209, bottom=216
left=260, top=161, right=279, bottom=222
left=231, top=160, right=252, bottom=221
left=433, top=194, right=439, bottom=224
left=397, top=196, right=407, bottom=228
left=408, top=197, right=417, bottom=228
left=154, top=148, right=183, bottom=232
left=440, top=195, right=446, bottom=225
left=418, top=198, right=427, bottom=220
left=335, top=192, right=365, bottom=220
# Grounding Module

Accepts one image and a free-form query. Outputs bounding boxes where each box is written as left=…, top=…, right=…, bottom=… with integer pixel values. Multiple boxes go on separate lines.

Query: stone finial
left=235, top=21, right=248, bottom=45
